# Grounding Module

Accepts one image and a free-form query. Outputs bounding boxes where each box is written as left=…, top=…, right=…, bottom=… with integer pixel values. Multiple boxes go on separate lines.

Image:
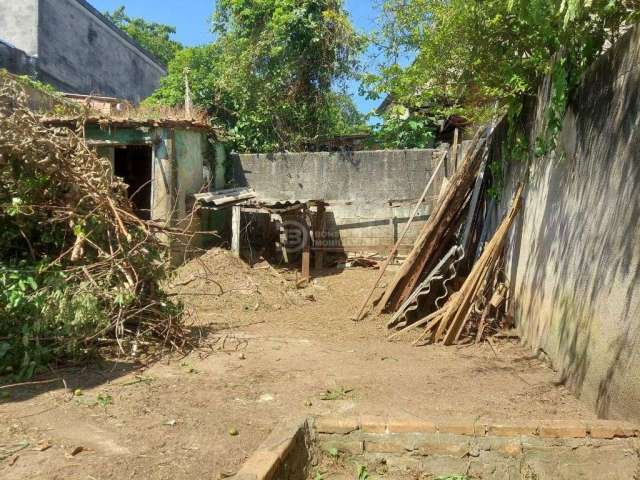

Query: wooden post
left=452, top=128, right=460, bottom=173
left=313, top=203, right=326, bottom=270
left=231, top=205, right=241, bottom=257
left=301, top=215, right=311, bottom=284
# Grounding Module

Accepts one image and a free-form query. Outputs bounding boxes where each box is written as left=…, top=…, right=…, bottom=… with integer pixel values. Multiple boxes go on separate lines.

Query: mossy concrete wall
left=500, top=24, right=640, bottom=421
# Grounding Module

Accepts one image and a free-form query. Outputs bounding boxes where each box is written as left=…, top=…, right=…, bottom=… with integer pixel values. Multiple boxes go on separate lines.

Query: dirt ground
left=0, top=255, right=596, bottom=480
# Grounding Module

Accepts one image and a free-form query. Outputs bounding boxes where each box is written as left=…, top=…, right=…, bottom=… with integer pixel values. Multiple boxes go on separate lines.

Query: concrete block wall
left=0, top=0, right=166, bottom=102
left=318, top=421, right=640, bottom=479
left=232, top=415, right=640, bottom=480
left=232, top=149, right=447, bottom=254
left=496, top=24, right=640, bottom=421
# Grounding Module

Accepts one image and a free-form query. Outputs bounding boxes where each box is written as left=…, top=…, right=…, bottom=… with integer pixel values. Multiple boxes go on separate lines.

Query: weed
left=181, top=362, right=199, bottom=374
left=320, top=386, right=353, bottom=401
left=326, top=447, right=339, bottom=458
left=356, top=465, right=369, bottom=480
left=96, top=393, right=113, bottom=408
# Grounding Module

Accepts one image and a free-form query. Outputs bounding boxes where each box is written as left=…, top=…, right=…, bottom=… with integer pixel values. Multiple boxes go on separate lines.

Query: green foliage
left=0, top=77, right=183, bottom=382
left=0, top=264, right=108, bottom=379
left=356, top=465, right=369, bottom=480
left=367, top=0, right=638, bottom=150
left=320, top=386, right=353, bottom=400
left=371, top=108, right=436, bottom=149
left=147, top=0, right=366, bottom=152
left=326, top=446, right=339, bottom=458
left=96, top=392, right=113, bottom=408
left=104, top=6, right=183, bottom=65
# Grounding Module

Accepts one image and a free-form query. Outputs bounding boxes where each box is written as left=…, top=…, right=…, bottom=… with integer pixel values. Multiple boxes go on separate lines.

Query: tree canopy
left=367, top=0, right=639, bottom=123
left=147, top=0, right=367, bottom=152
left=104, top=6, right=183, bottom=65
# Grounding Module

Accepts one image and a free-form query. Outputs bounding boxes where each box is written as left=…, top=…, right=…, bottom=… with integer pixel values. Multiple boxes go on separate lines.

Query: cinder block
left=387, top=417, right=437, bottom=434
left=315, top=416, right=359, bottom=434
left=538, top=421, right=588, bottom=438
left=364, top=439, right=409, bottom=454
left=360, top=415, right=387, bottom=434
left=494, top=441, right=523, bottom=457
left=589, top=421, right=639, bottom=439
left=487, top=422, right=539, bottom=437
left=235, top=450, right=280, bottom=480
left=437, top=418, right=480, bottom=436
left=320, top=439, right=364, bottom=455
left=414, top=437, right=470, bottom=457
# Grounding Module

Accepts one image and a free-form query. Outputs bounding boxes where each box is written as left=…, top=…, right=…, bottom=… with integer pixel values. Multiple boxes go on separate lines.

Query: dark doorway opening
left=114, top=145, right=153, bottom=220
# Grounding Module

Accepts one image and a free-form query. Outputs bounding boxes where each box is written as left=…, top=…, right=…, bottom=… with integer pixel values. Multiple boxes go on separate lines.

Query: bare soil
left=0, top=258, right=595, bottom=480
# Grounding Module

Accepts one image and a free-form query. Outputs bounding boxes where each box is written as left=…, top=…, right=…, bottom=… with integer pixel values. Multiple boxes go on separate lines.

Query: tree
left=366, top=0, right=639, bottom=131
left=104, top=6, right=183, bottom=65
left=148, top=0, right=366, bottom=152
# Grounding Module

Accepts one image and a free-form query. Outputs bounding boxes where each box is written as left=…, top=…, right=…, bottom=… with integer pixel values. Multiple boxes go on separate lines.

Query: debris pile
left=0, top=76, right=184, bottom=376
left=168, top=248, right=305, bottom=316
left=359, top=121, right=523, bottom=346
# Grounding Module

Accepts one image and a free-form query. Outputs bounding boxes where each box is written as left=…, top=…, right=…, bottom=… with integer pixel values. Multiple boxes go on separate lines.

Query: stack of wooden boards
left=357, top=122, right=525, bottom=346
left=388, top=184, right=523, bottom=345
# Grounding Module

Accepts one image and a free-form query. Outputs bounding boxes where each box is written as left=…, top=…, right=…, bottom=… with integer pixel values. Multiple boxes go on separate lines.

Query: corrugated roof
left=194, top=188, right=256, bottom=209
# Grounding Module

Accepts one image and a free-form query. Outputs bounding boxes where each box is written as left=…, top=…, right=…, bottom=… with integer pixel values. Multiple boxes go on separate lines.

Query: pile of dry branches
left=0, top=76, right=185, bottom=376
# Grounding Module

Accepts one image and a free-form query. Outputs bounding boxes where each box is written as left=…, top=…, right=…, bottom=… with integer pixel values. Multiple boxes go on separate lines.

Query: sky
left=89, top=0, right=384, bottom=116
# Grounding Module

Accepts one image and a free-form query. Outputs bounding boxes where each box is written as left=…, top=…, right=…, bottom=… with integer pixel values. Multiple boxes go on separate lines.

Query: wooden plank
left=298, top=216, right=311, bottom=287
left=441, top=184, right=524, bottom=345
left=452, top=128, right=460, bottom=172
left=231, top=205, right=241, bottom=257
left=301, top=241, right=311, bottom=283
left=314, top=203, right=326, bottom=269
left=377, top=129, right=489, bottom=314
left=461, top=160, right=487, bottom=251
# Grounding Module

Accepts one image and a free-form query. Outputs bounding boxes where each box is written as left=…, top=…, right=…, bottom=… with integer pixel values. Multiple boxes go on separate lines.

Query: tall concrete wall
left=500, top=25, right=640, bottom=421
left=0, top=0, right=166, bottom=102
left=37, top=0, right=166, bottom=101
left=0, top=0, right=39, bottom=56
left=232, top=149, right=447, bottom=253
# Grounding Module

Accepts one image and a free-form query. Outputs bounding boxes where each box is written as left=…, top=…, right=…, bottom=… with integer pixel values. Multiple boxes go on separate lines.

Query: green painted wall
left=85, top=124, right=154, bottom=145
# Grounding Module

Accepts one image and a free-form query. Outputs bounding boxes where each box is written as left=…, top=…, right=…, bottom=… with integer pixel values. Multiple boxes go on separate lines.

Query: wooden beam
left=231, top=205, right=241, bottom=257
left=313, top=203, right=326, bottom=270
left=377, top=130, right=488, bottom=314
left=452, top=128, right=460, bottom=172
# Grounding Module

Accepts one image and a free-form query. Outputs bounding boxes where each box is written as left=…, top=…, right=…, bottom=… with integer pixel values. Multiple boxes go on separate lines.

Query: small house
left=43, top=115, right=226, bottom=263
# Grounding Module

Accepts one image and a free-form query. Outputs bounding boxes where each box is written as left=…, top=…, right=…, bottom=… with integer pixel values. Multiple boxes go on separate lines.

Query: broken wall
left=500, top=24, right=640, bottom=421
left=232, top=149, right=447, bottom=254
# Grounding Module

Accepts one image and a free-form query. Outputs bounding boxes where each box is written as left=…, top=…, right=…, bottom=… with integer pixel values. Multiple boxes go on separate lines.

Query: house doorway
left=113, top=145, right=153, bottom=220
